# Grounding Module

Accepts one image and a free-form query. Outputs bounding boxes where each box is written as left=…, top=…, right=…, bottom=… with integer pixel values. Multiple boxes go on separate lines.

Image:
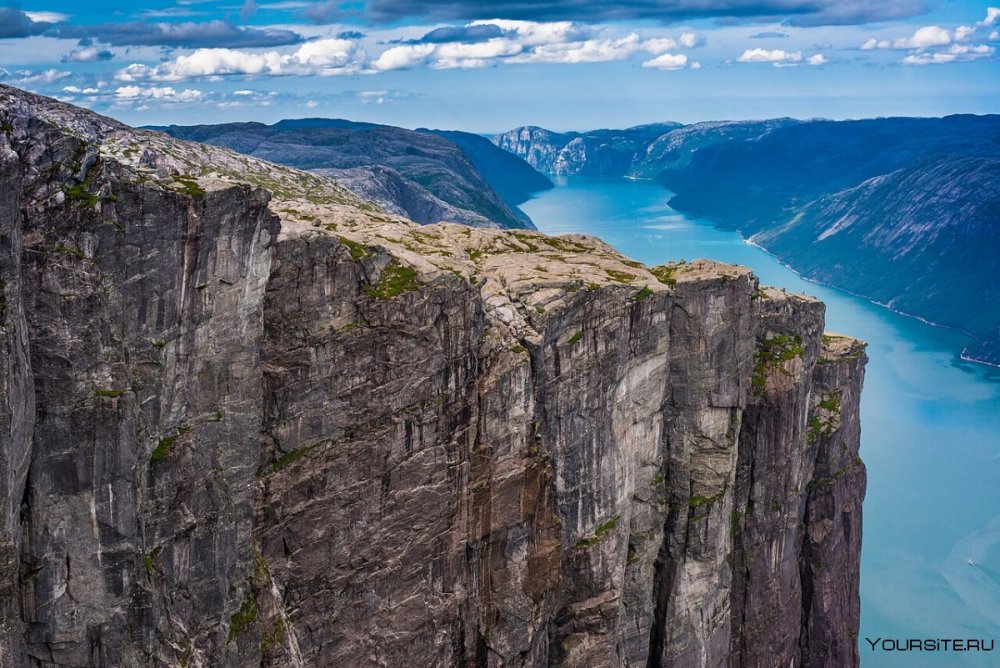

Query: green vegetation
left=649, top=265, right=678, bottom=287
left=227, top=591, right=259, bottom=643
left=210, top=410, right=224, bottom=423
left=257, top=443, right=319, bottom=477
left=338, top=236, right=372, bottom=261
left=605, top=269, right=636, bottom=283
left=54, top=244, right=85, bottom=260
left=362, top=261, right=419, bottom=299
left=261, top=619, right=286, bottom=654
left=63, top=183, right=100, bottom=208
left=511, top=345, right=527, bottom=354
left=818, top=390, right=842, bottom=412
left=143, top=546, right=162, bottom=575
left=574, top=515, right=621, bottom=548
left=172, top=174, right=206, bottom=198
left=689, top=492, right=723, bottom=508
left=568, top=331, right=584, bottom=345
left=94, top=389, right=124, bottom=398
left=633, top=287, right=653, bottom=301
left=730, top=511, right=742, bottom=536
left=151, top=426, right=189, bottom=463
left=806, top=457, right=863, bottom=492
left=751, top=335, right=804, bottom=393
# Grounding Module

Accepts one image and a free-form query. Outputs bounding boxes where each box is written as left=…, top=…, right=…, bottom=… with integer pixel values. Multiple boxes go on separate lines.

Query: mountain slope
left=495, top=115, right=1000, bottom=364
left=158, top=118, right=546, bottom=229
left=492, top=122, right=683, bottom=176
left=0, top=84, right=866, bottom=667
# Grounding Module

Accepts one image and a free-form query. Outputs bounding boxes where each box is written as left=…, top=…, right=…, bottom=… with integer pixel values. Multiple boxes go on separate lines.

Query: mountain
left=492, top=122, right=683, bottom=175
left=0, top=84, right=865, bottom=667
left=158, top=118, right=549, bottom=229
left=495, top=115, right=1000, bottom=364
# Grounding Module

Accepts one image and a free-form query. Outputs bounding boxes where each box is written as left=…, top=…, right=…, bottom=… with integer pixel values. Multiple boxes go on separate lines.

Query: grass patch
left=650, top=265, right=678, bottom=287
left=338, top=236, right=372, bottom=261
left=172, top=174, right=206, bottom=198
left=573, top=515, right=620, bottom=549
left=605, top=269, right=636, bottom=283
left=94, top=389, right=124, bottom=398
left=257, top=444, right=318, bottom=477
left=227, top=591, right=259, bottom=643
left=362, top=261, right=419, bottom=300
left=567, top=331, right=583, bottom=346
left=151, top=435, right=174, bottom=462
left=751, top=335, right=804, bottom=393
left=633, top=287, right=653, bottom=301
left=63, top=183, right=100, bottom=208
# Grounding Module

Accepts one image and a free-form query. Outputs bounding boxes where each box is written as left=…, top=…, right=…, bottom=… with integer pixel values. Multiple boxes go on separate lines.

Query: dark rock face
left=0, top=86, right=867, bottom=667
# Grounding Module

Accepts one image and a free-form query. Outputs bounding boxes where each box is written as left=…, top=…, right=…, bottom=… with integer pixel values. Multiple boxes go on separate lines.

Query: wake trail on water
left=942, top=514, right=1000, bottom=635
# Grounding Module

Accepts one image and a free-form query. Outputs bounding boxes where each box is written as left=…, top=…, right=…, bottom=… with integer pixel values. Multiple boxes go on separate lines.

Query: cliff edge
left=0, top=85, right=866, bottom=667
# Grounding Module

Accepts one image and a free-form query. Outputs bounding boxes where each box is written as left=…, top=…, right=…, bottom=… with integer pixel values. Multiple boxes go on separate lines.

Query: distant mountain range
left=494, top=116, right=1000, bottom=365
left=157, top=119, right=551, bottom=229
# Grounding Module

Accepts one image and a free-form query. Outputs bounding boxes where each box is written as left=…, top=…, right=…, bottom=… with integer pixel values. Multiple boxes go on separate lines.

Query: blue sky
left=1, top=1, right=998, bottom=131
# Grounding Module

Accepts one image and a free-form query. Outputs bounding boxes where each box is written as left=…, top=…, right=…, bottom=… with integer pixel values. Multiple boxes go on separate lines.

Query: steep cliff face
left=0, top=86, right=866, bottom=667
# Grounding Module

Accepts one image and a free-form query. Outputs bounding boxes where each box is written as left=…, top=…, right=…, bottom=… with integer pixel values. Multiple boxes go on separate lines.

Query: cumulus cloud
left=51, top=19, right=304, bottom=49
left=62, top=45, right=114, bottom=63
left=370, top=44, right=437, bottom=71
left=807, top=53, right=828, bottom=65
left=370, top=20, right=702, bottom=70
left=115, top=85, right=204, bottom=103
left=117, top=38, right=362, bottom=80
left=892, top=25, right=950, bottom=48
left=641, top=52, right=689, bottom=69
left=352, top=0, right=926, bottom=27
left=736, top=47, right=802, bottom=63
left=861, top=10, right=999, bottom=64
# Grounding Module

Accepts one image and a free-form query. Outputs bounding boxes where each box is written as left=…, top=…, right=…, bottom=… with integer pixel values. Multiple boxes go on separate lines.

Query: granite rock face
left=0, top=85, right=866, bottom=667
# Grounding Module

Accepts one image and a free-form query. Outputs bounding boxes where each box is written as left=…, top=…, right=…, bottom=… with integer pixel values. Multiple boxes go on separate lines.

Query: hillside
left=158, top=118, right=548, bottom=229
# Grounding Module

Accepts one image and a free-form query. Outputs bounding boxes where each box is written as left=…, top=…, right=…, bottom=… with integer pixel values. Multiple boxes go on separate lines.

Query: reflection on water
left=521, top=176, right=1000, bottom=667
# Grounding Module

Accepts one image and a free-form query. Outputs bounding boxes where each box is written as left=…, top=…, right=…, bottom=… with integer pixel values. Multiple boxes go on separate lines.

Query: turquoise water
left=521, top=176, right=1000, bottom=666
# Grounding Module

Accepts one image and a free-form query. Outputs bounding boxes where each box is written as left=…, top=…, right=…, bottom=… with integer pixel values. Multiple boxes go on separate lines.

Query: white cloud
left=643, top=37, right=679, bottom=53
left=7, top=69, right=72, bottom=84
left=901, top=52, right=956, bottom=64
left=514, top=34, right=644, bottom=64
left=24, top=11, right=69, bottom=22
left=305, top=100, right=318, bottom=108
left=955, top=25, right=975, bottom=41
left=892, top=26, right=951, bottom=49
left=992, top=30, right=999, bottom=40
left=736, top=48, right=802, bottom=64
left=981, top=7, right=1000, bottom=27
left=641, top=52, right=688, bottom=70
left=115, top=85, right=203, bottom=102
left=370, top=43, right=435, bottom=71
left=807, top=53, right=828, bottom=65
left=117, top=38, right=361, bottom=81
left=678, top=32, right=704, bottom=48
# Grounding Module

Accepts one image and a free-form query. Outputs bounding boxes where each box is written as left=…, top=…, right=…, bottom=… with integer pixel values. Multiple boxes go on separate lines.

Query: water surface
left=521, top=176, right=1000, bottom=667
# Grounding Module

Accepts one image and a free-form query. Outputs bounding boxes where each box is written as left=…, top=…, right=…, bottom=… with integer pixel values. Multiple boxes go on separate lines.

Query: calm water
left=521, top=176, right=1000, bottom=667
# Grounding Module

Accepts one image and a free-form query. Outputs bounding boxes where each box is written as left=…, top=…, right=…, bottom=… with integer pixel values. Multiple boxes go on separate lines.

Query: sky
left=0, top=0, right=998, bottom=131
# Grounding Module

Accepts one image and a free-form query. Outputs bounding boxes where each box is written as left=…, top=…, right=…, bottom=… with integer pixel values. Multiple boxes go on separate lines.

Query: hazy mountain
left=495, top=115, right=1000, bottom=364
left=158, top=118, right=549, bottom=229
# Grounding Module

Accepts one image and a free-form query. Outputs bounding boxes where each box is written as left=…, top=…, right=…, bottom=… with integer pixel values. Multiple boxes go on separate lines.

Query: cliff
left=158, top=119, right=543, bottom=230
left=0, top=85, right=866, bottom=667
